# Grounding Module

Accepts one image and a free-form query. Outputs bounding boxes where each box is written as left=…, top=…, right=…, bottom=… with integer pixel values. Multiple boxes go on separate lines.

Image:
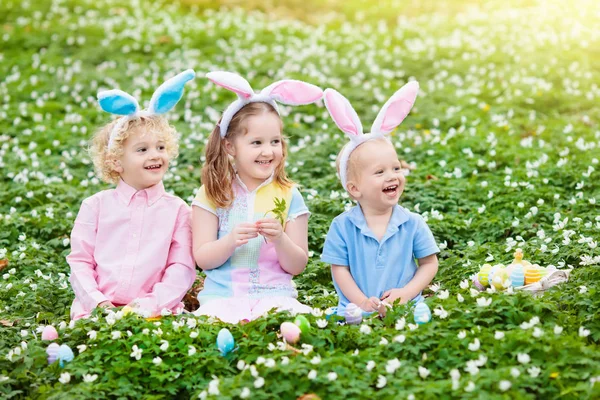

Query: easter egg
left=491, top=269, right=510, bottom=290
left=344, top=303, right=363, bottom=325
left=41, top=326, right=58, bottom=341
left=58, top=344, right=74, bottom=367
left=413, top=302, right=431, bottom=325
left=510, top=265, right=525, bottom=287
left=478, top=264, right=492, bottom=287
left=46, top=343, right=60, bottom=364
left=525, top=266, right=542, bottom=285
left=504, top=264, right=514, bottom=277
left=216, top=328, right=235, bottom=356
left=472, top=276, right=485, bottom=291
left=294, top=315, right=311, bottom=334
left=325, top=307, right=338, bottom=320
left=280, top=322, right=301, bottom=344
left=488, top=264, right=505, bottom=285
left=121, top=306, right=134, bottom=316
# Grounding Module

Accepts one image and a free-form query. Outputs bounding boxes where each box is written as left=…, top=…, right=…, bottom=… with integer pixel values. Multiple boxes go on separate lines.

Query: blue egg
left=216, top=328, right=235, bottom=356
left=510, top=265, right=525, bottom=287
left=325, top=307, right=338, bottom=320
left=58, top=344, right=74, bottom=367
left=413, top=302, right=431, bottom=325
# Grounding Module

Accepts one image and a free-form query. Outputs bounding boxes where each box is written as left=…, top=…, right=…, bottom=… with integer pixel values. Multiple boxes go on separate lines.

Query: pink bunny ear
left=261, top=80, right=323, bottom=105
left=206, top=71, right=254, bottom=99
left=323, top=88, right=363, bottom=137
left=371, top=81, right=419, bottom=135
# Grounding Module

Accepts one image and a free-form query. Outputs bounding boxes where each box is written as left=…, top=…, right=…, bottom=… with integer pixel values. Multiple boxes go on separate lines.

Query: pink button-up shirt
left=67, top=179, right=196, bottom=320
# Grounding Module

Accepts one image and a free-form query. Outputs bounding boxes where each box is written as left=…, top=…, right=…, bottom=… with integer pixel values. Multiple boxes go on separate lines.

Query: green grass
left=1, top=0, right=599, bottom=398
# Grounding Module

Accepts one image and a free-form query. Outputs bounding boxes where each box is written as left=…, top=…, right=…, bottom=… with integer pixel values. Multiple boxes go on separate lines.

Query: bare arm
left=332, top=265, right=380, bottom=312
left=381, top=254, right=439, bottom=304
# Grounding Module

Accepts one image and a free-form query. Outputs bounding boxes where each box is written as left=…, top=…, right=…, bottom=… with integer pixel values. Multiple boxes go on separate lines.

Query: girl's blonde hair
left=202, top=102, right=293, bottom=209
left=90, top=115, right=179, bottom=184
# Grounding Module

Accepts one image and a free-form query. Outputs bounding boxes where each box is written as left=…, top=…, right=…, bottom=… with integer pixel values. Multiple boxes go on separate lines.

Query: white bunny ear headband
left=323, top=81, right=419, bottom=191
left=206, top=71, right=324, bottom=138
left=97, top=69, right=196, bottom=150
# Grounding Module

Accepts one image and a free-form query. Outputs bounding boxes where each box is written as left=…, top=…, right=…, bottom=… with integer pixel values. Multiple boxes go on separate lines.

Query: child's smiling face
left=115, top=129, right=169, bottom=190
left=346, top=138, right=406, bottom=211
left=225, top=112, right=283, bottom=190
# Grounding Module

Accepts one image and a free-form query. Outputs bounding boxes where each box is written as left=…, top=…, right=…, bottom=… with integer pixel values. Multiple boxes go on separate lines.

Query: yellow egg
left=121, top=306, right=134, bottom=316
left=478, top=264, right=492, bottom=287
left=525, top=267, right=542, bottom=285
left=492, top=269, right=510, bottom=290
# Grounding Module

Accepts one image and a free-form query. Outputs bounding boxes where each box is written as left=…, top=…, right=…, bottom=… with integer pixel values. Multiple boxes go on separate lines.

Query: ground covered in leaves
left=0, top=0, right=599, bottom=398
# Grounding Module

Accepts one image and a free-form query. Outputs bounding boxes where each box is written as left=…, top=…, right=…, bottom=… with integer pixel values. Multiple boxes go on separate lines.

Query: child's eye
left=394, top=166, right=401, bottom=171
left=271, top=139, right=281, bottom=145
left=158, top=145, right=166, bottom=151
left=251, top=141, right=261, bottom=145
left=375, top=170, right=384, bottom=174
left=137, top=148, right=147, bottom=153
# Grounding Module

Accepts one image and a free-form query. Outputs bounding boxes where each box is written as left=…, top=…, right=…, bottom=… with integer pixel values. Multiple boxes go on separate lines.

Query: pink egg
left=42, top=326, right=58, bottom=341
left=280, top=322, right=301, bottom=344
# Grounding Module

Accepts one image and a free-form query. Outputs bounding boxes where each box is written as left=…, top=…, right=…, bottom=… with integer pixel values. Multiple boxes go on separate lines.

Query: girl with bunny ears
left=67, top=70, right=197, bottom=320
left=192, top=71, right=323, bottom=323
left=320, top=82, right=439, bottom=316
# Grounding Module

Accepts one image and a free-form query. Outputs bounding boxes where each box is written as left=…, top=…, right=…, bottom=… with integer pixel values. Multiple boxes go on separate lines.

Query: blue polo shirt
left=321, top=204, right=439, bottom=314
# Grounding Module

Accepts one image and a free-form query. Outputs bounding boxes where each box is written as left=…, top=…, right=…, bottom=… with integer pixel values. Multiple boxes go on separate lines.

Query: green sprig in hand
left=266, top=197, right=287, bottom=226
left=259, top=197, right=287, bottom=243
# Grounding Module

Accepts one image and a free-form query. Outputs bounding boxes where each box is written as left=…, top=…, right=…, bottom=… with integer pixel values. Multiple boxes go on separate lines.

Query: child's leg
left=251, top=297, right=312, bottom=320
left=194, top=298, right=253, bottom=324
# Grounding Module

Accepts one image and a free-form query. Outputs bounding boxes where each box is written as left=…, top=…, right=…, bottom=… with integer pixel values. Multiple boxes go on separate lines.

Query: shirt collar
left=234, top=173, right=274, bottom=194
left=116, top=179, right=166, bottom=206
left=348, top=204, right=410, bottom=240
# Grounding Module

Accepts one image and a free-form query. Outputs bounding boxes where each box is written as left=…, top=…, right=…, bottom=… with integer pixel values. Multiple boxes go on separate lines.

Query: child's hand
left=380, top=288, right=412, bottom=305
left=256, top=218, right=284, bottom=244
left=98, top=301, right=115, bottom=308
left=229, top=223, right=259, bottom=247
left=359, top=296, right=381, bottom=312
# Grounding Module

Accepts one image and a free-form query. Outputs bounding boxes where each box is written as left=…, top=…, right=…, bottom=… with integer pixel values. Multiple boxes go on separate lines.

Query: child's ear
left=107, top=158, right=123, bottom=174
left=223, top=139, right=236, bottom=157
left=346, top=180, right=362, bottom=199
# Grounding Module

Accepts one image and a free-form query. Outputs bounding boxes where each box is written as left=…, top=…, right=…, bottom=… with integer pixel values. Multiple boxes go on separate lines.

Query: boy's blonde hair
left=336, top=143, right=359, bottom=186
left=335, top=138, right=392, bottom=193
left=201, top=102, right=294, bottom=209
left=90, top=116, right=179, bottom=184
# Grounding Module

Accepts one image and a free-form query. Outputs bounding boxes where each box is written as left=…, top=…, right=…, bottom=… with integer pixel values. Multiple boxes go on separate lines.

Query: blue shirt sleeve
left=287, top=186, right=310, bottom=222
left=321, top=219, right=349, bottom=266
left=413, top=214, right=440, bottom=259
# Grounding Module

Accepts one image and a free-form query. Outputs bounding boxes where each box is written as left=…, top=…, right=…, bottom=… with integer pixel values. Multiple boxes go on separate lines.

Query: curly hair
left=90, top=115, right=179, bottom=184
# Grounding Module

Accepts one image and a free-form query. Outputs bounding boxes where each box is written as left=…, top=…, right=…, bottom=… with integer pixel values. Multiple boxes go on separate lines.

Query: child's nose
left=261, top=146, right=274, bottom=156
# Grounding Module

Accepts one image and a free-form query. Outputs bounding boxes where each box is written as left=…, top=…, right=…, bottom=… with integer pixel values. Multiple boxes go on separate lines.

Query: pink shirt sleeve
left=66, top=197, right=108, bottom=312
left=133, top=204, right=196, bottom=316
